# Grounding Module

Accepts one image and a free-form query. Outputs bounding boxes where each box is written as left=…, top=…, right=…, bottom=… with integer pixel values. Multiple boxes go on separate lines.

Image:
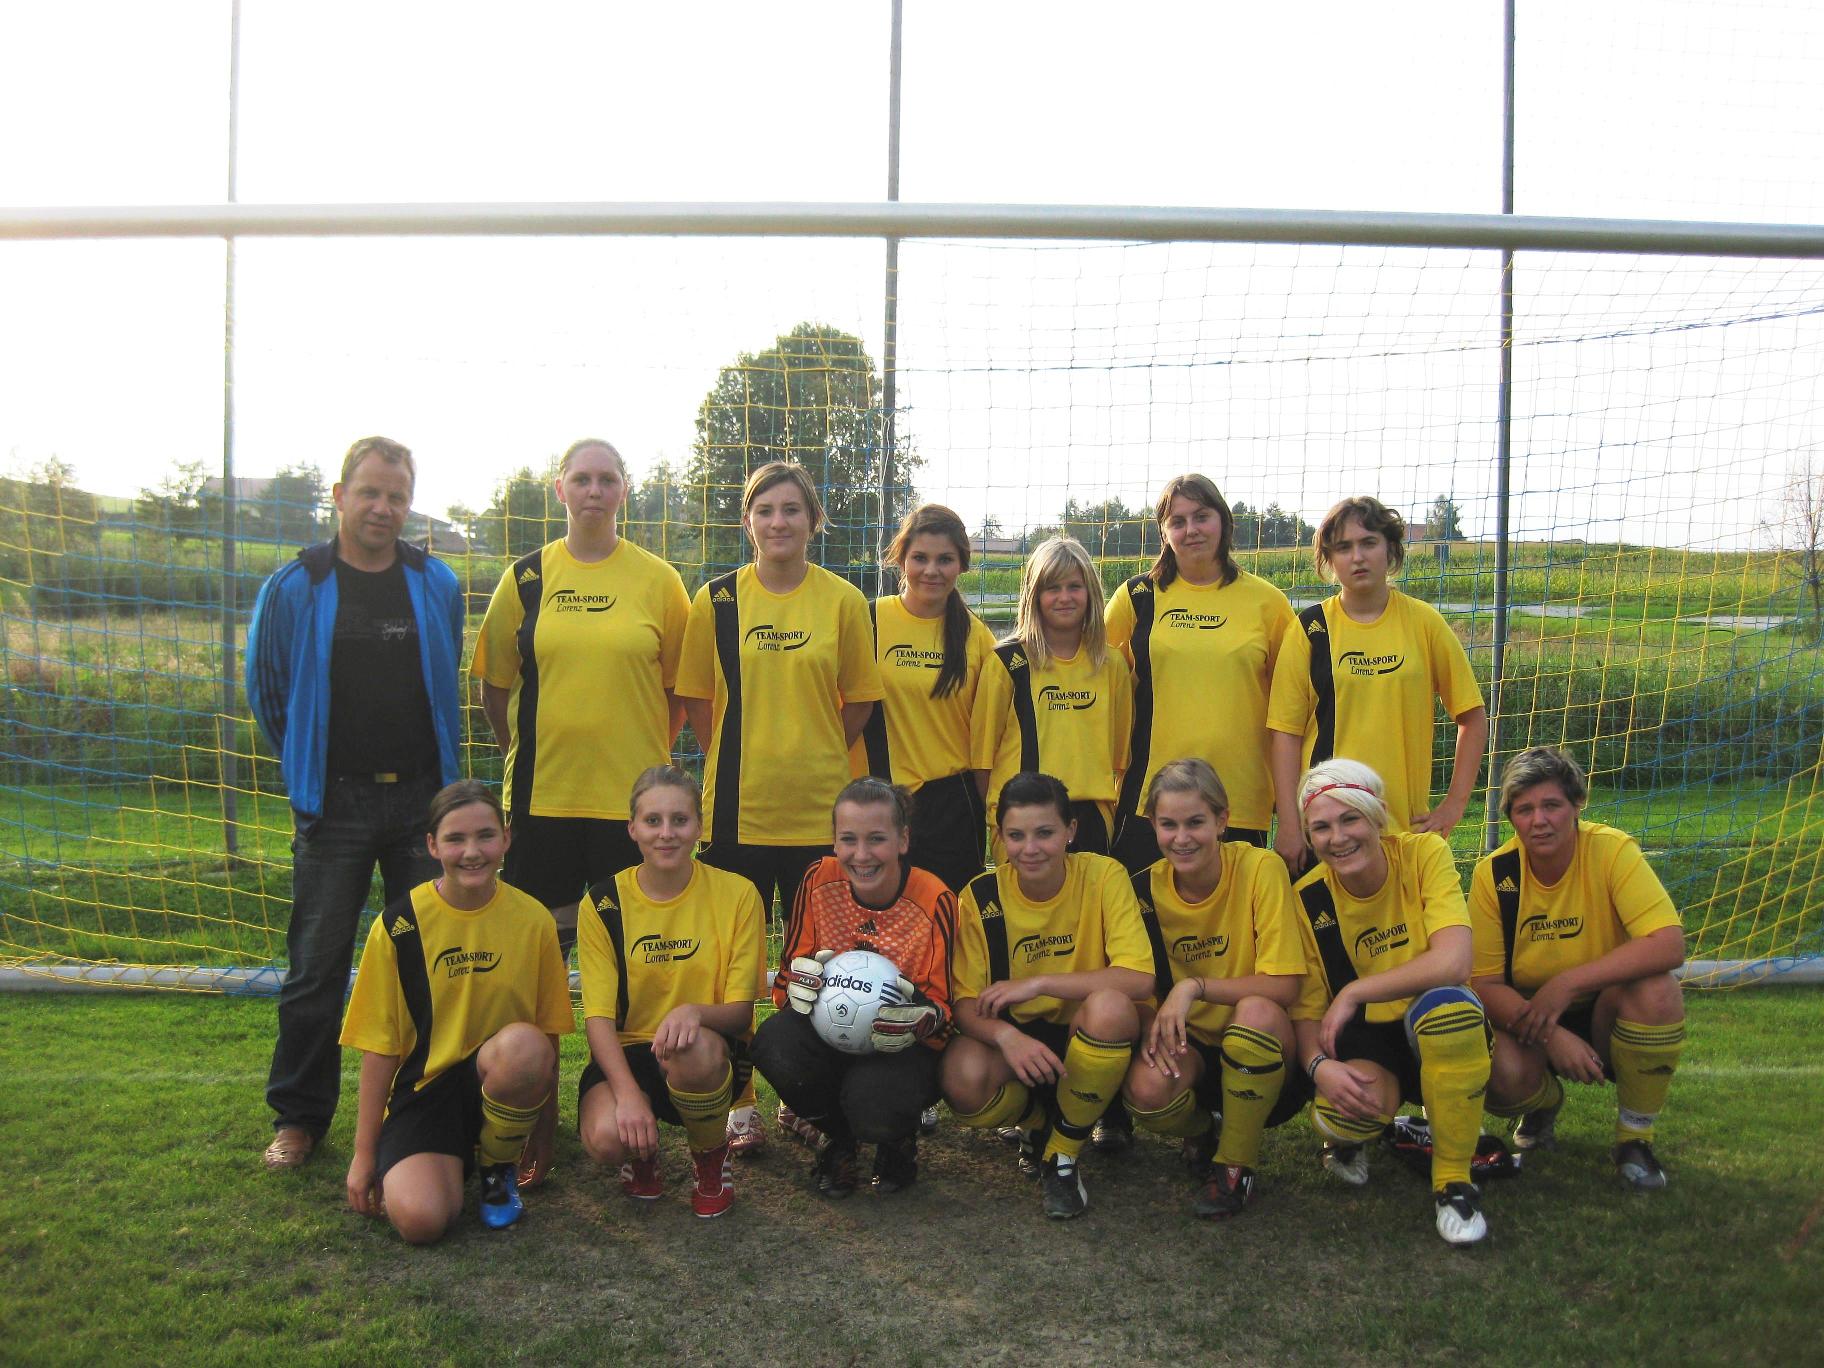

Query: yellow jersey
left=852, top=595, right=997, bottom=789
left=971, top=643, right=1132, bottom=814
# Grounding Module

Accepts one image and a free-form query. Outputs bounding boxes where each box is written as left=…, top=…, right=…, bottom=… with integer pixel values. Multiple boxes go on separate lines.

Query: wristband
left=1305, top=1052, right=1329, bottom=1081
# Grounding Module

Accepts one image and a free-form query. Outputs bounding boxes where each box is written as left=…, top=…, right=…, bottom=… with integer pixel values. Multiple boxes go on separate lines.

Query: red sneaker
left=620, top=1153, right=663, bottom=1200
left=690, top=1143, right=735, bottom=1219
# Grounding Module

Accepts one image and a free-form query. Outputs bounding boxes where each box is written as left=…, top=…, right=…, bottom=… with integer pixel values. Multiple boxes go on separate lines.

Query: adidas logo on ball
left=809, top=949, right=902, bottom=1057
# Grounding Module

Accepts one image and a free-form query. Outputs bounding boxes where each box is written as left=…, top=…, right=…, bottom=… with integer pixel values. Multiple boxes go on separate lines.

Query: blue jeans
left=265, top=774, right=440, bottom=1138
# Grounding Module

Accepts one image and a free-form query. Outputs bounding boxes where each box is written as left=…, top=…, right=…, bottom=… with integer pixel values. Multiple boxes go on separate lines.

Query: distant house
left=972, top=534, right=1025, bottom=557
left=201, top=476, right=468, bottom=552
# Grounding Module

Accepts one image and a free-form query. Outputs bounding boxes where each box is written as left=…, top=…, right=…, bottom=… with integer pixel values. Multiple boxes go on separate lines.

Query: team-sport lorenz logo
left=548, top=589, right=617, bottom=614
left=885, top=644, right=945, bottom=670
left=1160, top=608, right=1227, bottom=630
left=432, top=946, right=501, bottom=978
left=1013, top=932, right=1074, bottom=964
left=1518, top=911, right=1584, bottom=943
left=1354, top=923, right=1410, bottom=958
left=1037, top=684, right=1097, bottom=711
left=744, top=624, right=811, bottom=652
left=1173, top=932, right=1229, bottom=962
left=632, top=932, right=700, bottom=964
left=1337, top=650, right=1405, bottom=677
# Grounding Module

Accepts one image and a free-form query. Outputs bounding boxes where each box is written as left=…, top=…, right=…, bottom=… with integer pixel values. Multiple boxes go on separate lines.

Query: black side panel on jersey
left=1492, top=847, right=1523, bottom=988
left=1130, top=866, right=1174, bottom=1002
left=1115, top=576, right=1158, bottom=824
left=708, top=570, right=744, bottom=847
left=861, top=598, right=892, bottom=779
left=508, top=548, right=545, bottom=817
left=1298, top=879, right=1359, bottom=1000
left=585, top=876, right=630, bottom=1029
left=969, top=869, right=1010, bottom=986
left=993, top=641, right=1041, bottom=775
left=386, top=899, right=435, bottom=1094
left=1298, top=601, right=1336, bottom=767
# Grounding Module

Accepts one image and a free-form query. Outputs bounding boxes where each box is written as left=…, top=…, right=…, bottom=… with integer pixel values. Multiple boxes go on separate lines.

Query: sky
left=2, top=0, right=1822, bottom=550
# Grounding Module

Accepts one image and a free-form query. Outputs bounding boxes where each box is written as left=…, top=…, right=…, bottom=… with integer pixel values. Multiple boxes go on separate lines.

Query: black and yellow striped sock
left=1610, top=1018, right=1685, bottom=1143
left=1312, top=1097, right=1389, bottom=1146
left=1486, top=1071, right=1563, bottom=1119
left=1043, top=1032, right=1133, bottom=1164
left=1212, top=1024, right=1285, bottom=1169
left=478, top=1089, right=547, bottom=1169
left=668, top=1061, right=735, bottom=1153
left=953, top=1081, right=1043, bottom=1133
left=1411, top=994, right=1492, bottom=1191
left=1127, top=1086, right=1212, bottom=1141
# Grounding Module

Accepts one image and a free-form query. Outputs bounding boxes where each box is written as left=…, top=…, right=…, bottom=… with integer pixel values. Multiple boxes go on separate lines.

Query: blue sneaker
left=479, top=1163, right=524, bottom=1230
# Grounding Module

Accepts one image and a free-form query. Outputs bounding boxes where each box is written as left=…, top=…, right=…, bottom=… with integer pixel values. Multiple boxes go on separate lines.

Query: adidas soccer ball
left=809, top=949, right=900, bottom=1056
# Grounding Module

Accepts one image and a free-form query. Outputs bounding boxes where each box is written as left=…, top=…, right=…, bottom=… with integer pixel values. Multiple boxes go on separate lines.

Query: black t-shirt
left=326, top=557, right=439, bottom=778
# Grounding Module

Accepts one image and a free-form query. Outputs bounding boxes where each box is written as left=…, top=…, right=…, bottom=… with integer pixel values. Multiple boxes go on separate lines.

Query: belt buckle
left=374, top=772, right=400, bottom=784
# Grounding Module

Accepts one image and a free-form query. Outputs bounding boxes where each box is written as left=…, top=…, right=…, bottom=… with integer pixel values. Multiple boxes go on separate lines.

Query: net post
left=1485, top=0, right=1518, bottom=854
left=878, top=0, right=904, bottom=596
left=217, top=0, right=244, bottom=867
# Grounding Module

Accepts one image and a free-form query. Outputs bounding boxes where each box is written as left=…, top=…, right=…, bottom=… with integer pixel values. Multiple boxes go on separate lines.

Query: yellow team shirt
left=1268, top=589, right=1483, bottom=833
left=954, top=852, right=1154, bottom=1026
left=1290, top=831, right=1469, bottom=1024
left=1138, top=843, right=1308, bottom=1043
left=576, top=862, right=766, bottom=1044
left=1470, top=821, right=1681, bottom=998
left=1106, top=572, right=1295, bottom=831
left=849, top=595, right=998, bottom=789
left=676, top=563, right=884, bottom=846
left=971, top=644, right=1133, bottom=814
left=340, top=881, right=574, bottom=1098
left=471, top=537, right=689, bottom=820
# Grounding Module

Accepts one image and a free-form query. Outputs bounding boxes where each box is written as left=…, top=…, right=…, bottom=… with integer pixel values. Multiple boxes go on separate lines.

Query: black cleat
left=1040, top=1154, right=1088, bottom=1219
left=1090, top=1106, right=1133, bottom=1155
left=1016, top=1123, right=1051, bottom=1181
left=872, top=1136, right=919, bottom=1194
left=813, top=1139, right=859, bottom=1199
left=1614, top=1139, right=1668, bottom=1192
left=1193, top=1163, right=1257, bottom=1219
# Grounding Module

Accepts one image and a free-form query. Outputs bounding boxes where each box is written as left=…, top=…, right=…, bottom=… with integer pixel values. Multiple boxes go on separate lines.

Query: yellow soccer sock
left=1212, top=1024, right=1285, bottom=1169
left=952, top=1081, right=1040, bottom=1132
left=1610, top=1018, right=1685, bottom=1143
left=479, top=1088, right=547, bottom=1169
left=668, top=1062, right=735, bottom=1153
left=1486, top=1070, right=1563, bottom=1119
left=1312, top=1097, right=1389, bottom=1147
left=1128, top=1086, right=1213, bottom=1141
left=1043, top=1032, right=1133, bottom=1164
left=1409, top=990, right=1492, bottom=1191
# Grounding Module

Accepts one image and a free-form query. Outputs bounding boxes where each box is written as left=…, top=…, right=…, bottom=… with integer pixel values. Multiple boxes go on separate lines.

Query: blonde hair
left=742, top=461, right=826, bottom=537
left=1010, top=535, right=1107, bottom=670
left=1297, top=757, right=1391, bottom=836
left=1143, top=757, right=1230, bottom=820
left=629, top=764, right=701, bottom=819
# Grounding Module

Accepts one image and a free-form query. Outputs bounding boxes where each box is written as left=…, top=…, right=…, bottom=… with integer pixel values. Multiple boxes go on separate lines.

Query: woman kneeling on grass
left=1125, top=759, right=1309, bottom=1220
left=341, top=780, right=574, bottom=1244
left=1470, top=746, right=1686, bottom=1191
left=576, top=766, right=766, bottom=1219
left=1290, top=758, right=1494, bottom=1246
left=942, top=772, right=1155, bottom=1220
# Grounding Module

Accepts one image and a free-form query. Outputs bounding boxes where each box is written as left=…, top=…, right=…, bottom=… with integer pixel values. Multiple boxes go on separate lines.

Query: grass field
left=1, top=988, right=1818, bottom=1366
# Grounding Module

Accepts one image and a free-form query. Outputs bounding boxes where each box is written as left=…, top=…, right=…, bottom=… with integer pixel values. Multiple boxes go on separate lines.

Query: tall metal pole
left=1486, top=0, right=1516, bottom=852
left=879, top=0, right=903, bottom=595
left=219, top=0, right=243, bottom=862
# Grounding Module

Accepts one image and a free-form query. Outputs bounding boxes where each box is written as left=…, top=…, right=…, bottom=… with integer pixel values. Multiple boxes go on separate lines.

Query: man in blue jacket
left=245, top=435, right=465, bottom=1170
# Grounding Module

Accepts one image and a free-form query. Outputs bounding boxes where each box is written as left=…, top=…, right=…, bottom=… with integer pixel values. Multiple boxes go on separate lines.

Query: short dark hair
left=1314, top=495, right=1405, bottom=579
left=1500, top=746, right=1589, bottom=817
left=1150, top=473, right=1238, bottom=588
left=995, top=771, right=1073, bottom=828
left=339, top=435, right=415, bottom=490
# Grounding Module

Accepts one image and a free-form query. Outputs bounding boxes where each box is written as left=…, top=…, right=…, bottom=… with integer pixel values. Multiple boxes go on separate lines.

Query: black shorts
left=1335, top=1014, right=1425, bottom=1107
left=1067, top=801, right=1110, bottom=856
left=1187, top=1037, right=1314, bottom=1127
left=377, top=1051, right=482, bottom=1182
left=577, top=1036, right=753, bottom=1127
left=907, top=772, right=988, bottom=893
left=699, top=842, right=830, bottom=921
left=502, top=812, right=640, bottom=911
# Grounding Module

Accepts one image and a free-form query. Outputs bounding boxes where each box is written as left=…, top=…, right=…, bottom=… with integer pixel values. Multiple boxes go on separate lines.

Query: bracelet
left=1305, top=1052, right=1329, bottom=1081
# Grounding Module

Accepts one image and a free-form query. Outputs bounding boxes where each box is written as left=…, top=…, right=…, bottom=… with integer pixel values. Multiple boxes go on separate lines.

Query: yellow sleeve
left=675, top=584, right=716, bottom=701
left=1415, top=833, right=1470, bottom=936
left=952, top=882, right=992, bottom=998
left=1608, top=835, right=1682, bottom=937
left=1104, top=583, right=1136, bottom=662
left=339, top=926, right=404, bottom=1055
left=970, top=654, right=1012, bottom=770
left=1267, top=619, right=1315, bottom=736
left=469, top=567, right=525, bottom=687
left=1468, top=856, right=1505, bottom=981
left=1288, top=909, right=1331, bottom=1022
left=1107, top=653, right=1134, bottom=775
left=575, top=895, right=621, bottom=1023
left=1096, top=859, right=1155, bottom=975
left=657, top=566, right=691, bottom=691
left=836, top=583, right=886, bottom=702
left=533, top=916, right=576, bottom=1037
left=723, top=879, right=767, bottom=1007
left=1426, top=608, right=1485, bottom=718
left=1248, top=853, right=1308, bottom=977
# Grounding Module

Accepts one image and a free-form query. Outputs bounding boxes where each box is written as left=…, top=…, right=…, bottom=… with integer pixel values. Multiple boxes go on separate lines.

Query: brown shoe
left=263, top=1126, right=316, bottom=1171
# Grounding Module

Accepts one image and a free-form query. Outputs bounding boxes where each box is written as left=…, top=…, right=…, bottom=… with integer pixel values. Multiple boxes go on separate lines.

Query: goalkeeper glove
left=782, top=949, right=836, bottom=1014
left=870, top=976, right=945, bottom=1052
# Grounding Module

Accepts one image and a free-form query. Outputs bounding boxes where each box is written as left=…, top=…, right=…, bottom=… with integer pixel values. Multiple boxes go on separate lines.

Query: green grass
left=0, top=989, right=1817, bottom=1365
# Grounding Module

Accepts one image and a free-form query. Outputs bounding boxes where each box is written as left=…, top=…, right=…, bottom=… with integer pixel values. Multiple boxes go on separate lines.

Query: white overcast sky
left=2, top=0, right=1822, bottom=550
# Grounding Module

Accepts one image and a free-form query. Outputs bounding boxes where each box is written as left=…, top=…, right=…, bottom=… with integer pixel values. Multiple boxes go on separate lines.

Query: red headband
left=1301, top=781, right=1378, bottom=812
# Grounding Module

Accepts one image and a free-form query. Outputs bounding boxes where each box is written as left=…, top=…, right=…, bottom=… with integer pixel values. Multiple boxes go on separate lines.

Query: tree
left=0, top=458, right=102, bottom=600
left=1428, top=494, right=1465, bottom=543
left=624, top=458, right=697, bottom=563
left=477, top=464, right=561, bottom=558
left=1775, top=456, right=1824, bottom=639
left=249, top=462, right=329, bottom=544
left=136, top=460, right=216, bottom=537
left=688, top=322, right=920, bottom=579
left=1060, top=496, right=1154, bottom=561
left=978, top=513, right=1004, bottom=540
left=1230, top=500, right=1314, bottom=551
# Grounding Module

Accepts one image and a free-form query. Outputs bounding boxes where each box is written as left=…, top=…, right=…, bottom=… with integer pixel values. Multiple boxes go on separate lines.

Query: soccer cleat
left=872, top=1136, right=919, bottom=1194
left=726, top=1104, right=767, bottom=1156
left=689, top=1143, right=735, bottom=1219
left=1514, top=1098, right=1563, bottom=1152
left=776, top=1103, right=823, bottom=1148
left=1090, top=1108, right=1133, bottom=1155
left=1321, top=1142, right=1370, bottom=1187
left=478, top=1163, right=524, bottom=1230
left=813, top=1139, right=859, bottom=1199
left=619, top=1153, right=663, bottom=1200
left=1040, top=1154, right=1089, bottom=1220
left=995, top=1124, right=1024, bottom=1147
left=919, top=1104, right=941, bottom=1136
left=1433, top=1182, right=1488, bottom=1245
left=1193, top=1163, right=1257, bottom=1219
left=1015, top=1124, right=1051, bottom=1181
left=1181, top=1124, right=1219, bottom=1179
left=1614, top=1139, right=1668, bottom=1192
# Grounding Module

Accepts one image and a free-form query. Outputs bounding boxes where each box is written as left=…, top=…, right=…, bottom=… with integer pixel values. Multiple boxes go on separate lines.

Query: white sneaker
left=918, top=1104, right=940, bottom=1136
left=1321, top=1142, right=1370, bottom=1187
left=1434, top=1182, right=1488, bottom=1245
left=726, top=1104, right=766, bottom=1156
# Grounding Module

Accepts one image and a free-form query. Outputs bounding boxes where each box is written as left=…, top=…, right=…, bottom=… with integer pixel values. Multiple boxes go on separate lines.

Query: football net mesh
left=1, top=237, right=1820, bottom=990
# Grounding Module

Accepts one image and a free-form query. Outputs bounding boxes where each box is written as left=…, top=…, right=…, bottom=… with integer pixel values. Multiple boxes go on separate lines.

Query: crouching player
left=1471, top=747, right=1686, bottom=1190
left=341, top=780, right=573, bottom=1243
left=750, top=778, right=961, bottom=1197
left=576, top=767, right=765, bottom=1218
left=942, top=772, right=1155, bottom=1219
left=1126, top=759, right=1309, bottom=1219
left=1290, top=759, right=1494, bottom=1245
